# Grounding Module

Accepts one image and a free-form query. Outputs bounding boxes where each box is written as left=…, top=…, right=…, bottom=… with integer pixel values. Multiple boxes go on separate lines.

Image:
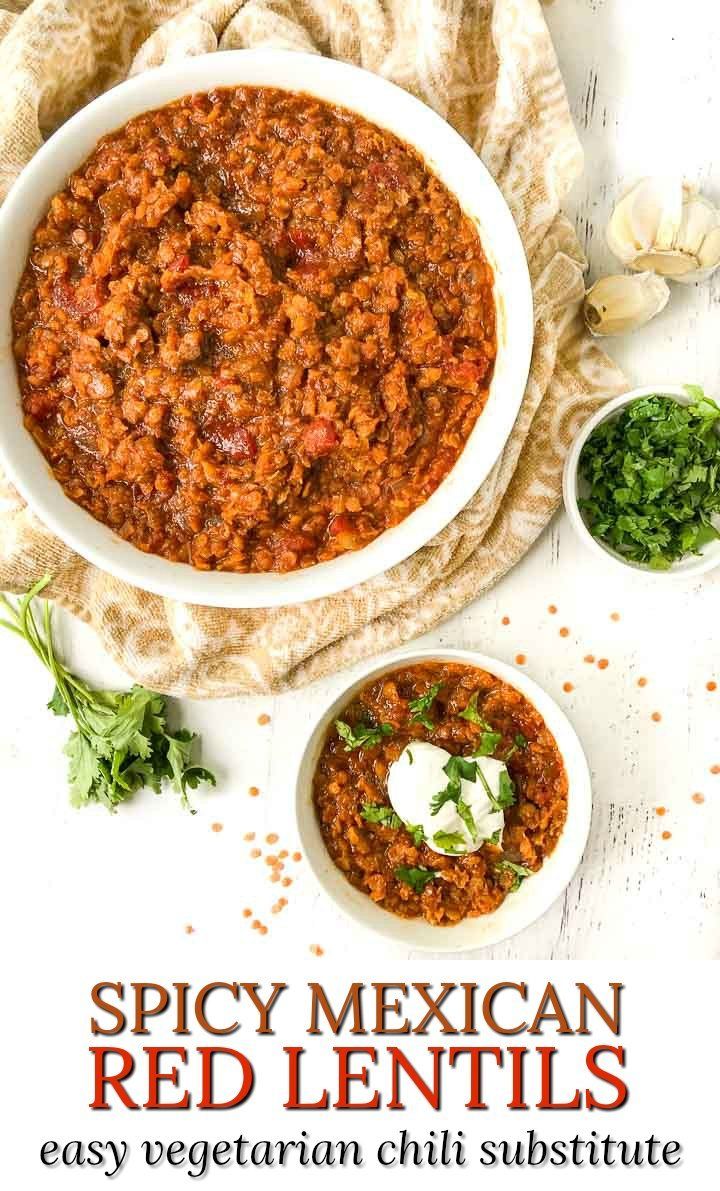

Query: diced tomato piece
left=206, top=417, right=258, bottom=462
left=328, top=513, right=353, bottom=537
left=170, top=253, right=190, bottom=272
left=52, top=277, right=102, bottom=319
left=302, top=418, right=339, bottom=457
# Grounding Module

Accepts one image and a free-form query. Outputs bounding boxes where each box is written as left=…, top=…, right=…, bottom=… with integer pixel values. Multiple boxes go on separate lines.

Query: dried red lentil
left=14, top=86, right=496, bottom=574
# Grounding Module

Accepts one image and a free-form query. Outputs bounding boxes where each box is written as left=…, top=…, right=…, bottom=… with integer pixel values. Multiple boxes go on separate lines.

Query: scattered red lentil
left=711, top=765, right=720, bottom=775
left=661, top=830, right=672, bottom=840
left=548, top=604, right=557, bottom=614
left=266, top=833, right=279, bottom=844
left=265, top=855, right=278, bottom=866
left=692, top=793, right=705, bottom=805
left=258, top=713, right=271, bottom=726
left=184, top=924, right=195, bottom=934
left=637, top=677, right=647, bottom=687
left=655, top=806, right=666, bottom=816
left=250, top=848, right=262, bottom=858
left=559, top=627, right=570, bottom=638
left=610, top=612, right=620, bottom=622
left=252, top=919, right=261, bottom=929
left=278, top=849, right=288, bottom=859
left=651, top=711, right=662, bottom=723
left=282, top=877, right=293, bottom=888
left=210, top=822, right=223, bottom=833
left=310, top=944, right=325, bottom=957
left=279, top=897, right=288, bottom=907
left=584, top=654, right=595, bottom=664
left=597, top=658, right=609, bottom=670
left=242, top=908, right=252, bottom=918
left=270, top=872, right=281, bottom=883
left=249, top=786, right=260, bottom=797
left=501, top=616, right=510, bottom=625
left=292, top=852, right=302, bottom=862
left=243, top=832, right=256, bottom=841
left=259, top=925, right=269, bottom=936
left=562, top=682, right=574, bottom=693
left=271, top=904, right=281, bottom=915
left=515, top=653, right=526, bottom=665
left=707, top=681, right=717, bottom=692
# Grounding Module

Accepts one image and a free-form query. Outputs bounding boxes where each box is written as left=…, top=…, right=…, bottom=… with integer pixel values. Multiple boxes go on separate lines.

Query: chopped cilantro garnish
left=495, top=859, right=532, bottom=891
left=335, top=719, right=393, bottom=751
left=497, top=770, right=516, bottom=809
left=456, top=796, right=478, bottom=842
left=361, top=803, right=401, bottom=829
left=408, top=682, right=443, bottom=730
left=578, top=386, right=720, bottom=568
left=395, top=865, right=438, bottom=894
left=504, top=732, right=528, bottom=762
left=458, top=690, right=489, bottom=725
left=433, top=830, right=466, bottom=854
left=404, top=821, right=426, bottom=847
left=474, top=729, right=502, bottom=756
left=430, top=753, right=478, bottom=815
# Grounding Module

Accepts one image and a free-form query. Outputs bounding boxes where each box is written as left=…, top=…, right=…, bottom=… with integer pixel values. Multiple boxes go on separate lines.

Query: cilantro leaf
left=497, top=770, right=516, bottom=809
left=395, top=865, right=438, bottom=894
left=458, top=691, right=489, bottom=725
left=0, top=576, right=216, bottom=813
left=430, top=753, right=478, bottom=815
left=495, top=859, right=532, bottom=891
left=335, top=719, right=393, bottom=751
left=474, top=729, right=502, bottom=756
left=408, top=682, right=442, bottom=730
left=404, top=821, right=426, bottom=847
left=432, top=830, right=466, bottom=854
left=361, top=803, right=402, bottom=829
left=456, top=796, right=478, bottom=842
left=578, top=389, right=720, bottom=567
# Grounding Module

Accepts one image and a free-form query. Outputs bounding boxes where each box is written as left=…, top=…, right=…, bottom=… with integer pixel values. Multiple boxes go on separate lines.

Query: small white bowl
left=0, top=49, right=533, bottom=609
left=295, top=648, right=592, bottom=952
left=563, top=383, right=720, bottom=579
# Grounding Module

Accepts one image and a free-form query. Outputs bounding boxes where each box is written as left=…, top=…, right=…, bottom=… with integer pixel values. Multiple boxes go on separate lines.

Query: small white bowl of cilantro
left=563, top=384, right=720, bottom=577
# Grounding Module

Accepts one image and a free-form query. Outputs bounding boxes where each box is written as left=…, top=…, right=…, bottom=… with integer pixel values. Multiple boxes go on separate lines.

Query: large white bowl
left=295, top=649, right=592, bottom=952
left=0, top=50, right=533, bottom=609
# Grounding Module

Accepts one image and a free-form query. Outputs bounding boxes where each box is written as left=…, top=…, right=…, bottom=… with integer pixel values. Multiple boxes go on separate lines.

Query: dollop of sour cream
left=387, top=741, right=507, bottom=856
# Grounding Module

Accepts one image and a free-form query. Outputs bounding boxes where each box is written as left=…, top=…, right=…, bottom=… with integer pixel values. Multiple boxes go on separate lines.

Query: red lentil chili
left=312, top=662, right=568, bottom=926
left=13, top=86, right=496, bottom=573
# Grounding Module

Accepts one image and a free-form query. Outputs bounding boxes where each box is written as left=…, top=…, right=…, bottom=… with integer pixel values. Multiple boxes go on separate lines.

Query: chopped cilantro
left=578, top=386, right=720, bottom=569
left=474, top=729, right=502, bottom=756
left=335, top=719, right=393, bottom=751
left=404, top=821, right=426, bottom=847
left=361, top=803, right=401, bottom=829
left=430, top=753, right=478, bottom=815
left=456, top=796, right=478, bottom=842
left=433, top=830, right=466, bottom=853
left=395, top=865, right=438, bottom=894
left=408, top=682, right=443, bottom=730
left=458, top=690, right=489, bottom=725
left=495, top=859, right=532, bottom=891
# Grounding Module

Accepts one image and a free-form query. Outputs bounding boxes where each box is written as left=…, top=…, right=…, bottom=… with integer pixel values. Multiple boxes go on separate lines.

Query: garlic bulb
left=583, top=273, right=670, bottom=337
left=607, top=178, right=720, bottom=283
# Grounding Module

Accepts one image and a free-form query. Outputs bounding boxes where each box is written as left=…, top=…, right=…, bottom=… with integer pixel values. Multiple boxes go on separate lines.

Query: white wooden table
left=1, top=0, right=718, bottom=964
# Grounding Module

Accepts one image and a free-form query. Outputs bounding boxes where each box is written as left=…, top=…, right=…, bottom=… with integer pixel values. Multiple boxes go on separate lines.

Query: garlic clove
left=606, top=177, right=720, bottom=283
left=583, top=272, right=670, bottom=337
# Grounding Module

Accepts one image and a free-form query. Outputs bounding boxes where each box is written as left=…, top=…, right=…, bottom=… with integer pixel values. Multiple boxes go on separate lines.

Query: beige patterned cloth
left=0, top=0, right=625, bottom=696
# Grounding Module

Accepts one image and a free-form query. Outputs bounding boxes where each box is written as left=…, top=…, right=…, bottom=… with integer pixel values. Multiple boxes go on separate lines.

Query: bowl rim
left=0, top=48, right=533, bottom=609
left=562, top=382, right=720, bottom=580
left=294, top=646, right=593, bottom=953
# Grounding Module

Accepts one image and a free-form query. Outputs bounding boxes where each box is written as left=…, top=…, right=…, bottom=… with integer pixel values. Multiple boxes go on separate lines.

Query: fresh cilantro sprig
left=475, top=764, right=516, bottom=813
left=0, top=576, right=216, bottom=812
left=335, top=719, right=393, bottom=751
left=433, top=830, right=466, bottom=854
left=360, top=803, right=401, bottom=829
left=395, top=865, right=438, bottom=894
left=578, top=386, right=720, bottom=569
left=458, top=690, right=486, bottom=725
left=504, top=732, right=528, bottom=762
left=408, top=682, right=442, bottom=730
left=495, top=859, right=532, bottom=891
